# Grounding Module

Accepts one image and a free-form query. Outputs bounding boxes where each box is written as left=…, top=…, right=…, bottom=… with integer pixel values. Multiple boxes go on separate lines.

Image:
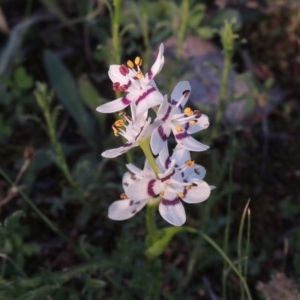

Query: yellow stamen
left=136, top=71, right=143, bottom=79
left=134, top=56, right=142, bottom=66
left=189, top=120, right=197, bottom=125
left=112, top=125, right=119, bottom=136
left=160, top=191, right=165, bottom=197
left=178, top=192, right=184, bottom=198
left=185, top=159, right=195, bottom=167
left=184, top=107, right=193, bottom=115
left=127, top=60, right=134, bottom=69
left=112, top=119, right=125, bottom=136
left=120, top=193, right=128, bottom=199
left=114, top=119, right=125, bottom=127
left=175, top=124, right=183, bottom=132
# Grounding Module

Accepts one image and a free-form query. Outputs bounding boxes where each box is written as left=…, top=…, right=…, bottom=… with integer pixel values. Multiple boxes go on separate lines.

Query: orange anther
left=134, top=56, right=142, bottom=66
left=127, top=60, right=134, bottom=69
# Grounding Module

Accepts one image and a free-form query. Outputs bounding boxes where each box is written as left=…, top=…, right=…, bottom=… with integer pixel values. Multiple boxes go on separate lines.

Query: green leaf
left=13, top=66, right=34, bottom=90
left=43, top=50, right=97, bottom=149
left=197, top=26, right=216, bottom=39
left=84, top=278, right=106, bottom=289
left=146, top=226, right=197, bottom=259
left=4, top=210, right=25, bottom=231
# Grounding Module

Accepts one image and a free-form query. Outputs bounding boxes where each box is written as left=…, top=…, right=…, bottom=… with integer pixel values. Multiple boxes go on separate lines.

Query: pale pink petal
left=175, top=135, right=209, bottom=152
left=187, top=114, right=210, bottom=134
left=159, top=198, right=186, bottom=226
left=183, top=181, right=211, bottom=204
left=135, top=88, right=164, bottom=118
left=172, top=145, right=191, bottom=165
left=101, top=144, right=134, bottom=158
left=151, top=124, right=171, bottom=155
left=96, top=97, right=129, bottom=113
left=170, top=81, right=191, bottom=107
left=108, top=65, right=130, bottom=85
left=108, top=199, right=147, bottom=220
left=147, top=43, right=165, bottom=80
left=127, top=178, right=161, bottom=201
left=185, top=164, right=207, bottom=181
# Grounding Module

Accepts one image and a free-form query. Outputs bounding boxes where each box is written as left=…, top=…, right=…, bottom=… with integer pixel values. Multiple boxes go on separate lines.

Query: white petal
left=156, top=143, right=170, bottom=170
left=187, top=114, right=210, bottom=134
left=170, top=81, right=191, bottom=107
left=101, top=144, right=134, bottom=158
left=108, top=65, right=130, bottom=85
left=176, top=135, right=210, bottom=152
left=127, top=178, right=160, bottom=201
left=185, top=164, right=207, bottom=181
left=157, top=95, right=171, bottom=119
left=148, top=43, right=165, bottom=80
left=159, top=198, right=186, bottom=226
left=135, top=89, right=164, bottom=118
left=108, top=199, right=147, bottom=220
left=172, top=145, right=191, bottom=165
left=151, top=124, right=170, bottom=155
left=183, top=181, right=211, bottom=203
left=126, top=163, right=144, bottom=176
left=96, top=97, right=129, bottom=113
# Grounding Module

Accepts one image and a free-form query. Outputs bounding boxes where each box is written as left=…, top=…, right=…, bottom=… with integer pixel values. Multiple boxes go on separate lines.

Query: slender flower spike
left=109, top=145, right=211, bottom=226
left=96, top=44, right=165, bottom=118
left=151, top=81, right=210, bottom=155
left=101, top=112, right=155, bottom=158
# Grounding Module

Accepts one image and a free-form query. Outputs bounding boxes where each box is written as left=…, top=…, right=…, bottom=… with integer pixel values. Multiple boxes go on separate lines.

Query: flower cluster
left=97, top=44, right=211, bottom=226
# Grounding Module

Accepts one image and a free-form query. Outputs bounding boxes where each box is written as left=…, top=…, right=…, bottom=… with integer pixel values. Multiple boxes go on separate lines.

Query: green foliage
left=0, top=1, right=299, bottom=299
left=43, top=51, right=98, bottom=150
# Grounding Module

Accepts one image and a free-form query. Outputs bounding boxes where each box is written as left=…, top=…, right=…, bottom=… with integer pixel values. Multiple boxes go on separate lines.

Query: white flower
left=108, top=145, right=211, bottom=226
left=101, top=112, right=155, bottom=158
left=108, top=163, right=155, bottom=220
left=96, top=44, right=165, bottom=118
left=150, top=81, right=210, bottom=155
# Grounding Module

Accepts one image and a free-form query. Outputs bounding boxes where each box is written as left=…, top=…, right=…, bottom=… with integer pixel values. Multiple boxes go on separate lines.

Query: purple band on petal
left=119, top=65, right=129, bottom=76
left=135, top=86, right=156, bottom=105
left=122, top=96, right=131, bottom=105
left=147, top=179, right=157, bottom=197
left=175, top=131, right=189, bottom=140
left=184, top=123, right=190, bottom=131
left=161, top=105, right=172, bottom=122
left=123, top=142, right=133, bottom=147
left=147, top=69, right=153, bottom=80
left=160, top=169, right=175, bottom=182
left=161, top=197, right=180, bottom=206
left=165, top=157, right=171, bottom=169
left=158, top=125, right=168, bottom=141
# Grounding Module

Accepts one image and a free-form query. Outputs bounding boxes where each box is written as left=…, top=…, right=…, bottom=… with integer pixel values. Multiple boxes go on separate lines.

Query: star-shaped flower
left=102, top=112, right=155, bottom=158
left=150, top=81, right=210, bottom=155
left=108, top=145, right=211, bottom=226
left=96, top=44, right=165, bottom=118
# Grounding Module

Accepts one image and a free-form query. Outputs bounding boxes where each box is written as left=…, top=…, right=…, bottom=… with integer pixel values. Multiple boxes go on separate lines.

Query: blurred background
left=0, top=0, right=299, bottom=299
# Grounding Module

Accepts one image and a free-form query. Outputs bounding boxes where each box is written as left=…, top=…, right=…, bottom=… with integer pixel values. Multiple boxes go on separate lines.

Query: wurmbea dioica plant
left=97, top=44, right=212, bottom=254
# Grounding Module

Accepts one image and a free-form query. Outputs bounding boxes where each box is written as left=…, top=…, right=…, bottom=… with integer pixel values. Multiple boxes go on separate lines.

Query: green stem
left=213, top=20, right=237, bottom=139
left=35, top=84, right=85, bottom=203
left=176, top=0, right=189, bottom=59
left=112, top=0, right=122, bottom=64
left=139, top=136, right=161, bottom=175
left=139, top=136, right=161, bottom=241
left=146, top=197, right=160, bottom=242
left=200, top=231, right=252, bottom=300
